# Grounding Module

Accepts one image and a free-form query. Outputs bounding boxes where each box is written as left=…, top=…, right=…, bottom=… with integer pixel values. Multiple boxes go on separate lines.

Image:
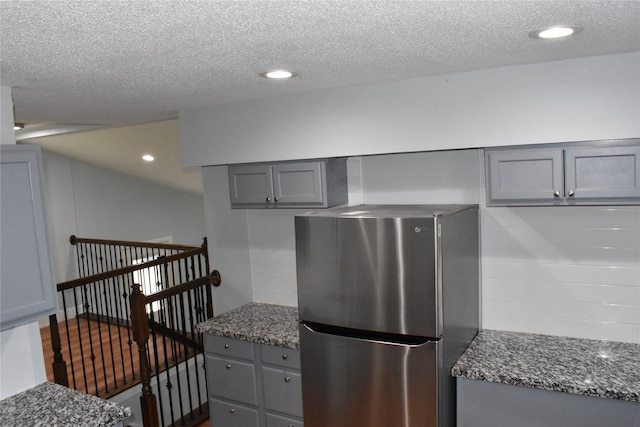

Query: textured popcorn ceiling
left=2, top=0, right=639, bottom=126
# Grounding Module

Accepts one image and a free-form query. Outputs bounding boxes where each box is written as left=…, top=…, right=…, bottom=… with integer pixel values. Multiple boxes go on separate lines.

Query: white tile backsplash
left=482, top=205, right=640, bottom=343
left=247, top=208, right=308, bottom=306
left=241, top=150, right=640, bottom=344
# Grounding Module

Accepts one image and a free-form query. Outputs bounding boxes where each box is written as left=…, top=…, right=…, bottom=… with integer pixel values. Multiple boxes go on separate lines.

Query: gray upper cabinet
left=1, top=144, right=57, bottom=331
left=486, top=139, right=640, bottom=206
left=228, top=158, right=347, bottom=208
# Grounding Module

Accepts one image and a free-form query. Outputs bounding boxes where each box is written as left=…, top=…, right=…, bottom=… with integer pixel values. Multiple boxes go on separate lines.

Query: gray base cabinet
left=228, top=158, right=347, bottom=208
left=486, top=139, right=640, bottom=206
left=204, top=335, right=303, bottom=426
left=1, top=144, right=57, bottom=331
left=457, top=378, right=640, bottom=427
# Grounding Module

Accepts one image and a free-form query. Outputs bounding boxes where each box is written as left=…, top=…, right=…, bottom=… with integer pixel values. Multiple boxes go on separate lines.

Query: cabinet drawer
left=266, top=412, right=304, bottom=427
left=205, top=334, right=254, bottom=360
left=262, top=368, right=303, bottom=417
left=261, top=344, right=301, bottom=369
left=208, top=356, right=258, bottom=405
left=210, top=398, right=259, bottom=427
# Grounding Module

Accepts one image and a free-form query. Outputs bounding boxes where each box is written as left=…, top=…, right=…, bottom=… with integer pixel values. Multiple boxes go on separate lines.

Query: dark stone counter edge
left=201, top=328, right=300, bottom=350
left=452, top=367, right=639, bottom=403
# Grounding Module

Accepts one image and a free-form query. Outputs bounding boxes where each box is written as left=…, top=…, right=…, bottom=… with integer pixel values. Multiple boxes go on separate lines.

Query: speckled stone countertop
left=452, top=329, right=640, bottom=402
left=195, top=302, right=300, bottom=349
left=0, top=382, right=131, bottom=426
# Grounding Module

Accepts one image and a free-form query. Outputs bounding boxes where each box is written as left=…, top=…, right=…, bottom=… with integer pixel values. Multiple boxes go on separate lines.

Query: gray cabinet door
left=262, top=367, right=303, bottom=417
left=272, top=161, right=324, bottom=206
left=228, top=164, right=274, bottom=206
left=1, top=144, right=57, bottom=331
left=486, top=148, right=564, bottom=205
left=564, top=145, right=640, bottom=201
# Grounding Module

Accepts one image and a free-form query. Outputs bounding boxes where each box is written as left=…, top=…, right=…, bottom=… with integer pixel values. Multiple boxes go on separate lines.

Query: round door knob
left=229, top=408, right=236, bottom=414
left=226, top=364, right=232, bottom=369
left=266, top=196, right=272, bottom=202
left=553, top=191, right=560, bottom=198
left=568, top=190, right=575, bottom=197
left=282, top=354, right=288, bottom=360
left=274, top=196, right=280, bottom=202
left=284, top=376, right=291, bottom=382
left=224, top=344, right=230, bottom=349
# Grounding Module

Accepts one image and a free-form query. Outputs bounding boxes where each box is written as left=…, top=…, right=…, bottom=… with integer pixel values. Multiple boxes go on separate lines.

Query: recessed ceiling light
left=259, top=69, right=299, bottom=79
left=142, top=154, right=155, bottom=162
left=529, top=25, right=583, bottom=39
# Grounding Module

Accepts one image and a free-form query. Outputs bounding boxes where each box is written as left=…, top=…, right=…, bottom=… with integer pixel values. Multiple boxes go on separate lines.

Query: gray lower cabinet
left=457, top=378, right=640, bottom=427
left=1, top=144, right=57, bottom=331
left=486, top=139, right=640, bottom=205
left=204, top=335, right=303, bottom=426
left=228, top=158, right=347, bottom=208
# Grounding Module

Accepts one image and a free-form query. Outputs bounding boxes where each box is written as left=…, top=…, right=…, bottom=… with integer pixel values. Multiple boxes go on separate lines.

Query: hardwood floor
left=40, top=317, right=196, bottom=399
left=41, top=317, right=210, bottom=426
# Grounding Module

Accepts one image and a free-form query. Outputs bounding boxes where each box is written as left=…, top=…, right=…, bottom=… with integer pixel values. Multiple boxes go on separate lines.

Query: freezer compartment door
left=296, top=215, right=438, bottom=336
left=299, top=323, right=438, bottom=427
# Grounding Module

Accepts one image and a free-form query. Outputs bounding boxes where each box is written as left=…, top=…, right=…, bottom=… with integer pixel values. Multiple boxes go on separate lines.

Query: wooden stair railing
left=46, top=236, right=220, bottom=427
left=135, top=272, right=221, bottom=427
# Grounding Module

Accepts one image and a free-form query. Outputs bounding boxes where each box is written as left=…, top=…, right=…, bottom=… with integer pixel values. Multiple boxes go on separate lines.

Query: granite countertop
left=0, top=382, right=131, bottom=427
left=195, top=302, right=300, bottom=349
left=452, top=329, right=640, bottom=402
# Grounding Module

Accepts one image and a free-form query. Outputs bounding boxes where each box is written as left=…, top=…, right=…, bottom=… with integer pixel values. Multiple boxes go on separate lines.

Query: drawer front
left=261, top=344, right=301, bottom=369
left=262, top=367, right=303, bottom=417
left=210, top=398, right=259, bottom=427
left=205, top=334, right=254, bottom=360
left=266, top=412, right=304, bottom=427
left=208, top=356, right=258, bottom=405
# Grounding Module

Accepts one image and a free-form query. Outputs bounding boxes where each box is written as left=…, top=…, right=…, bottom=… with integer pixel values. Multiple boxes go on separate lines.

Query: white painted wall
left=180, top=53, right=640, bottom=167
left=201, top=166, right=253, bottom=314
left=0, top=322, right=47, bottom=399
left=1, top=86, right=16, bottom=145
left=41, top=150, right=207, bottom=284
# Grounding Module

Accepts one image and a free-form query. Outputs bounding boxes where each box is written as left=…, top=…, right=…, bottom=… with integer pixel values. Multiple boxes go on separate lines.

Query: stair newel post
left=130, top=283, right=159, bottom=427
left=49, top=314, right=69, bottom=387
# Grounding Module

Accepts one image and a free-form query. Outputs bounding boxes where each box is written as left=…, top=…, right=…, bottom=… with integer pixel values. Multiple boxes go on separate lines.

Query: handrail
left=70, top=234, right=200, bottom=251
left=57, top=247, right=206, bottom=291
left=144, top=271, right=221, bottom=304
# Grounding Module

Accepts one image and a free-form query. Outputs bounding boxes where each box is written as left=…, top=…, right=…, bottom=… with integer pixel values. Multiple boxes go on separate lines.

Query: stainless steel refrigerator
left=295, top=205, right=479, bottom=427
